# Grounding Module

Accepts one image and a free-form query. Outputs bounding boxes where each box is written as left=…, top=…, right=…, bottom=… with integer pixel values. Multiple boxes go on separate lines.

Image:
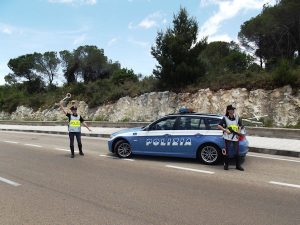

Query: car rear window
left=177, top=117, right=206, bottom=130
left=205, top=117, right=222, bottom=130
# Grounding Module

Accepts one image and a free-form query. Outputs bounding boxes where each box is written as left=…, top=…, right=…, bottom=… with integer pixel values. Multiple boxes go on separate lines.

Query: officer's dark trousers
left=69, top=132, right=83, bottom=155
left=224, top=140, right=241, bottom=167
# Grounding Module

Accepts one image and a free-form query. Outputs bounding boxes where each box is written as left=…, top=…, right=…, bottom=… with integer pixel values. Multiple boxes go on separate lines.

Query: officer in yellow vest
left=60, top=102, right=92, bottom=158
left=218, top=105, right=244, bottom=171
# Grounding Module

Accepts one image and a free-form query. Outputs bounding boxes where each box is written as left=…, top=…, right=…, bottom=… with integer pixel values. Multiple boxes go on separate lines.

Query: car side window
left=150, top=117, right=177, bottom=130
left=177, top=117, right=206, bottom=130
left=205, top=118, right=222, bottom=130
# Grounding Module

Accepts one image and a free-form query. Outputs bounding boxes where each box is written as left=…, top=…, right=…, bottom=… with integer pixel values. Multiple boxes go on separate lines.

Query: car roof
left=166, top=113, right=223, bottom=118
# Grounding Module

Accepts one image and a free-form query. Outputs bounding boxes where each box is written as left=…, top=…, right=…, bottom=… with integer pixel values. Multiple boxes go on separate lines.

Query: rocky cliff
left=1, top=86, right=299, bottom=127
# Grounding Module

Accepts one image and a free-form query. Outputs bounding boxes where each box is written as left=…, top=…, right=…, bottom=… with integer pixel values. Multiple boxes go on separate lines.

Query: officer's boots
left=224, top=155, right=229, bottom=170
left=78, top=144, right=84, bottom=156
left=236, top=155, right=244, bottom=171
left=70, top=146, right=75, bottom=158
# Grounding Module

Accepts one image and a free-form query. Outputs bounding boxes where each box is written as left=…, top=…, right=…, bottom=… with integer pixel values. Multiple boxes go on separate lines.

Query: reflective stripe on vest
left=69, top=115, right=81, bottom=132
left=223, top=115, right=239, bottom=141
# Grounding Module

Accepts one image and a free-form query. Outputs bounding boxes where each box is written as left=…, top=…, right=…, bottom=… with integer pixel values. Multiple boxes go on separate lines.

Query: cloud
left=139, top=18, right=157, bottom=29
left=48, top=0, right=97, bottom=5
left=198, top=0, right=276, bottom=41
left=0, top=23, right=17, bottom=35
left=129, top=11, right=167, bottom=30
left=108, top=37, right=118, bottom=47
left=128, top=38, right=149, bottom=48
left=0, top=22, right=90, bottom=43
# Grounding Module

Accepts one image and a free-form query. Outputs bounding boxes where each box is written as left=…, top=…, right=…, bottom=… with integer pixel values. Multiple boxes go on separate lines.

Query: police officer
left=217, top=105, right=244, bottom=171
left=60, top=101, right=92, bottom=158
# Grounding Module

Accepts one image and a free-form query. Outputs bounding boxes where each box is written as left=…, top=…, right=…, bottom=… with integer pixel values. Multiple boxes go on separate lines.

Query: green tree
left=74, top=45, right=113, bottom=83
left=7, top=54, right=37, bottom=82
left=200, top=41, right=253, bottom=74
left=59, top=50, right=78, bottom=84
left=4, top=73, right=18, bottom=85
left=151, top=7, right=207, bottom=90
left=111, top=68, right=138, bottom=85
left=34, top=51, right=60, bottom=86
left=239, top=0, right=300, bottom=68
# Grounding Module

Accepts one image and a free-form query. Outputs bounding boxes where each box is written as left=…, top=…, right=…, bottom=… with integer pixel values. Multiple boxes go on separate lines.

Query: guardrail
left=0, top=120, right=299, bottom=140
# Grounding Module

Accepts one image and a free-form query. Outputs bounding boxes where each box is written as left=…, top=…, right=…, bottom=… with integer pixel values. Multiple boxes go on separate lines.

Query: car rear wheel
left=114, top=140, right=132, bottom=158
left=198, top=144, right=221, bottom=165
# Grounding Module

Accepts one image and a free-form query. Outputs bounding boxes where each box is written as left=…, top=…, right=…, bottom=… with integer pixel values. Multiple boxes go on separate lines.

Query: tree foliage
left=151, top=7, right=207, bottom=90
left=1, top=4, right=299, bottom=114
left=7, top=54, right=37, bottom=82
left=34, top=51, right=60, bottom=86
left=74, top=45, right=112, bottom=83
left=111, top=68, right=138, bottom=85
left=239, top=0, right=300, bottom=68
left=200, top=41, right=254, bottom=74
left=59, top=50, right=79, bottom=84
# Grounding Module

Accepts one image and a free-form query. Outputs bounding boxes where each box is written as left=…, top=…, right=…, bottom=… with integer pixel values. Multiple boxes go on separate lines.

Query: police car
left=108, top=111, right=249, bottom=165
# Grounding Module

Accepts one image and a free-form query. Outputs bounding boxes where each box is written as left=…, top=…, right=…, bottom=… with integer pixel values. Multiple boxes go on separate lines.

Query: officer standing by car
left=218, top=105, right=244, bottom=171
left=59, top=101, right=92, bottom=158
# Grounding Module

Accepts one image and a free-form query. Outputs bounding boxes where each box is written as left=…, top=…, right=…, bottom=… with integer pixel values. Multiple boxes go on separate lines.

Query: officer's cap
left=226, top=105, right=236, bottom=111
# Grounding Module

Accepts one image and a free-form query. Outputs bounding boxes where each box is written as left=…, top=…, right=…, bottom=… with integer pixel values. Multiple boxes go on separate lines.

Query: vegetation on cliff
left=0, top=0, right=299, bottom=113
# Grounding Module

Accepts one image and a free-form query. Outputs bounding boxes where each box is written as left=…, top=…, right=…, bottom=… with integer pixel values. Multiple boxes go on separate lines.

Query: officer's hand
left=222, top=148, right=226, bottom=155
left=225, top=129, right=231, bottom=134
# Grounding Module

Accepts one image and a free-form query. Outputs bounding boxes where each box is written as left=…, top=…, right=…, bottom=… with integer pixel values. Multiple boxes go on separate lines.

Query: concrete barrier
left=0, top=120, right=149, bottom=128
left=0, top=120, right=299, bottom=139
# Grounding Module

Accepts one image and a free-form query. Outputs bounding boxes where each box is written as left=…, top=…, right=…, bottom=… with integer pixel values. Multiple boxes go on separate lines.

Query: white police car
left=108, top=111, right=248, bottom=165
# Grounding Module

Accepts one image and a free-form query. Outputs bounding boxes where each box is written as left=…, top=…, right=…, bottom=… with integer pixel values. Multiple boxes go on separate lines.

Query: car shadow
left=105, top=151, right=246, bottom=166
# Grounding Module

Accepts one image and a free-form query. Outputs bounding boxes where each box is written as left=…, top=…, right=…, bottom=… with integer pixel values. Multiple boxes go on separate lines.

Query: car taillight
left=239, top=135, right=245, bottom=141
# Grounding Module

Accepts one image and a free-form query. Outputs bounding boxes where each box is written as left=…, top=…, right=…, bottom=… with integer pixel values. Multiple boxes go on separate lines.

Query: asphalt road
left=0, top=131, right=299, bottom=225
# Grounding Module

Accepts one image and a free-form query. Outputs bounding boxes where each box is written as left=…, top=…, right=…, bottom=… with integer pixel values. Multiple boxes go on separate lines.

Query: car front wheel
left=114, top=140, right=132, bottom=158
left=198, top=144, right=221, bottom=165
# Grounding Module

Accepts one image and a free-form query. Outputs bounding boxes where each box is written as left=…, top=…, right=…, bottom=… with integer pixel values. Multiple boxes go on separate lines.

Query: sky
left=0, top=0, right=276, bottom=85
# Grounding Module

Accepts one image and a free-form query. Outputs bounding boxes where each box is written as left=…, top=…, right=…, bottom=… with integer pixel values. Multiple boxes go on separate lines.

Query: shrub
left=273, top=60, right=297, bottom=87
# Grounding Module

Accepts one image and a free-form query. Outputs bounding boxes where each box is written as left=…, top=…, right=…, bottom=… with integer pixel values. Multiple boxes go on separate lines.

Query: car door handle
left=195, top=133, right=203, bottom=136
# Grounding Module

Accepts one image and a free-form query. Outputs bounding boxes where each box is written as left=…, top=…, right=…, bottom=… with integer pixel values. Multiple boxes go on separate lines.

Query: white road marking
left=0, top=176, right=21, bottom=187
left=55, top=148, right=70, bottom=152
left=248, top=153, right=300, bottom=163
left=122, top=158, right=135, bottom=161
left=3, top=141, right=19, bottom=144
left=166, top=165, right=215, bottom=174
left=269, top=181, right=300, bottom=189
left=99, top=154, right=135, bottom=161
left=24, top=144, right=42, bottom=148
left=99, top=154, right=117, bottom=159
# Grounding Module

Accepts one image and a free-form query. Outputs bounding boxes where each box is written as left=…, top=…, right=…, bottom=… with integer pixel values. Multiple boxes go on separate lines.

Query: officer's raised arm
left=59, top=100, right=67, bottom=115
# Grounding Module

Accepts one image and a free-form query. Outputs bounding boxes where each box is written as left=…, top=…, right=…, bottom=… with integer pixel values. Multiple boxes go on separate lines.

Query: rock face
left=1, top=86, right=299, bottom=127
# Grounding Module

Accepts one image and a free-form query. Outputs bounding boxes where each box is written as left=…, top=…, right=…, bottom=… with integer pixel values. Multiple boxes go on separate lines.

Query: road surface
left=0, top=131, right=299, bottom=225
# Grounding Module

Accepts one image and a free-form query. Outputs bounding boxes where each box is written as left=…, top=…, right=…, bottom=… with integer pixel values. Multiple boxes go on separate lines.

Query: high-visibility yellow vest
left=69, top=115, right=81, bottom=132
left=223, top=115, right=239, bottom=141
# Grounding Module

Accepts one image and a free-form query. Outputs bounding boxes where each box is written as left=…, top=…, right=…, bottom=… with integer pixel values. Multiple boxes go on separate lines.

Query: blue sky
left=0, top=0, right=275, bottom=84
